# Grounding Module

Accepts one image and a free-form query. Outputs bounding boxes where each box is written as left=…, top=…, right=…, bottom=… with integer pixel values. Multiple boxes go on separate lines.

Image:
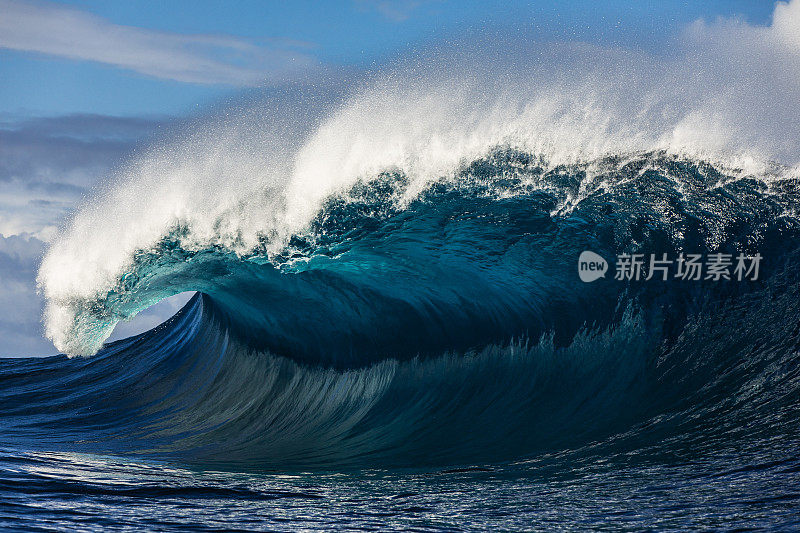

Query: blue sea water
left=2, top=152, right=800, bottom=530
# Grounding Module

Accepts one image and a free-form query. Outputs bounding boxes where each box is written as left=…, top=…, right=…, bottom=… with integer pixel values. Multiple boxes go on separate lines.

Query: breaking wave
left=15, top=1, right=800, bottom=469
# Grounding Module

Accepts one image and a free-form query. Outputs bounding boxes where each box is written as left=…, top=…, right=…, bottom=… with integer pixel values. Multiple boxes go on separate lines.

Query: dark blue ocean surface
left=2, top=153, right=799, bottom=530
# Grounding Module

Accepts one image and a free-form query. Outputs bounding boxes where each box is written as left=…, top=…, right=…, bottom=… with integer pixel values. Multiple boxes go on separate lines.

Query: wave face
left=6, top=151, right=800, bottom=471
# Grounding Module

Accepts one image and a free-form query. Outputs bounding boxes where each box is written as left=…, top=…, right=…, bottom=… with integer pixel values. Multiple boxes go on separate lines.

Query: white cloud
left=667, top=0, right=800, bottom=163
left=684, top=0, right=800, bottom=58
left=0, top=113, right=188, bottom=356
left=0, top=0, right=316, bottom=85
left=0, top=113, right=165, bottom=238
left=769, top=0, right=800, bottom=50
left=0, top=233, right=53, bottom=356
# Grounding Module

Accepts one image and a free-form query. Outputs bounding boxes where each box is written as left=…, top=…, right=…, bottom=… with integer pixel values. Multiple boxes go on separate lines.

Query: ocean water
left=3, top=149, right=800, bottom=530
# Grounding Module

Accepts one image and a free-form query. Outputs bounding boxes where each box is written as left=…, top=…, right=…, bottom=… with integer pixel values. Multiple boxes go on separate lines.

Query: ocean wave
left=22, top=11, right=800, bottom=468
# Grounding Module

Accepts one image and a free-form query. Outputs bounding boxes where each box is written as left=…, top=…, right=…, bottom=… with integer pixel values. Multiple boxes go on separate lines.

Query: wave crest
left=37, top=6, right=800, bottom=354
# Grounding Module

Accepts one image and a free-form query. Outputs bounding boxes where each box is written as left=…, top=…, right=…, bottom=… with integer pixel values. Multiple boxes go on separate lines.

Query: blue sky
left=0, top=0, right=786, bottom=356
left=0, top=0, right=775, bottom=117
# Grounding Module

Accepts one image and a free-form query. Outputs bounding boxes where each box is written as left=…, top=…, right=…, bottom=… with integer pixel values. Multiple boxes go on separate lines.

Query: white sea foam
left=39, top=1, right=800, bottom=355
